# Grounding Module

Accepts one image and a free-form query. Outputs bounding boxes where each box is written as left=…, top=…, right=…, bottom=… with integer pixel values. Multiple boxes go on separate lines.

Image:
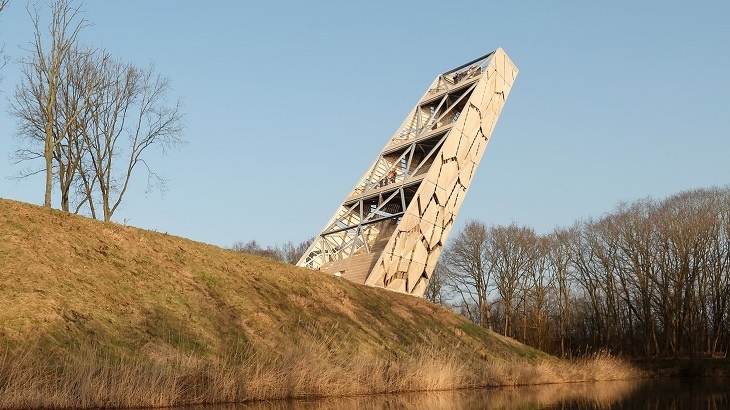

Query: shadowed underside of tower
left=297, top=49, right=518, bottom=297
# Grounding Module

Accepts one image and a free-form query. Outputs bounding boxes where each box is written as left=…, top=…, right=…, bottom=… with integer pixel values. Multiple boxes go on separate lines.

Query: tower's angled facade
left=297, top=49, right=518, bottom=297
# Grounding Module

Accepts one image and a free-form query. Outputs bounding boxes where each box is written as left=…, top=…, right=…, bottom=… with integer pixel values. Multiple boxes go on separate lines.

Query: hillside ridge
left=0, top=198, right=536, bottom=360
left=1, top=199, right=638, bottom=408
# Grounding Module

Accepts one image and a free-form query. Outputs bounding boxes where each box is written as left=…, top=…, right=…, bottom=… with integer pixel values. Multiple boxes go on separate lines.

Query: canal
left=173, top=377, right=730, bottom=409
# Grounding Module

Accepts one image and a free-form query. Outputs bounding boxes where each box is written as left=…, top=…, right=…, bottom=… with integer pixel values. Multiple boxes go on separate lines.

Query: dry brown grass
left=0, top=199, right=643, bottom=408
left=0, top=338, right=466, bottom=407
left=0, top=338, right=643, bottom=409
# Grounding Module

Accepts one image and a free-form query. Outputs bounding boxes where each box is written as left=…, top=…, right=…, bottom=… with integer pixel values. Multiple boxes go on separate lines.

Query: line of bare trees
left=7, top=0, right=183, bottom=220
left=231, top=238, right=314, bottom=265
left=430, top=186, right=730, bottom=359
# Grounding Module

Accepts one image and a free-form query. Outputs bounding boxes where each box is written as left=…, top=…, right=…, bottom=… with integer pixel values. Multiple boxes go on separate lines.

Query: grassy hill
left=0, top=199, right=637, bottom=408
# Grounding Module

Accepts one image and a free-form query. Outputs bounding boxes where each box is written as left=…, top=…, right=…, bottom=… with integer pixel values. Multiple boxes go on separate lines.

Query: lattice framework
left=297, top=49, right=518, bottom=297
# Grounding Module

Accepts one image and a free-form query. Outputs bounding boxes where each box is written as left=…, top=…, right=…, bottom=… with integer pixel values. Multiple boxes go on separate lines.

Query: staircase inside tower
left=318, top=219, right=397, bottom=284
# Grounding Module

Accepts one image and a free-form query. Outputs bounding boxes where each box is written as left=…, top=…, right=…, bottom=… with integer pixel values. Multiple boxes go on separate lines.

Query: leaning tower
left=297, top=49, right=518, bottom=297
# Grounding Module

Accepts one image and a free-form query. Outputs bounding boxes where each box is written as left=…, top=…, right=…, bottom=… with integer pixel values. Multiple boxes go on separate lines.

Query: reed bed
left=0, top=338, right=642, bottom=409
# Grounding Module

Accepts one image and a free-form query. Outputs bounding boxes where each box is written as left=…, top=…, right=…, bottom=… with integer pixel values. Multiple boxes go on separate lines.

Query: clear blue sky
left=1, top=1, right=728, bottom=249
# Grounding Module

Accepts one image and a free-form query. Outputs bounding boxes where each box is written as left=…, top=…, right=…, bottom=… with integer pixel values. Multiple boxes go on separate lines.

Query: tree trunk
left=44, top=128, right=53, bottom=207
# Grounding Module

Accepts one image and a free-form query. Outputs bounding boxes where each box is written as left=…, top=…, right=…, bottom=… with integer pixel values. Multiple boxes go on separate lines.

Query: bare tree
left=612, top=199, right=660, bottom=356
left=591, top=215, right=628, bottom=351
left=276, top=238, right=314, bottom=264
left=54, top=44, right=103, bottom=211
left=424, top=261, right=447, bottom=305
left=568, top=219, right=609, bottom=349
left=548, top=227, right=577, bottom=357
left=232, top=240, right=282, bottom=261
left=707, top=188, right=730, bottom=356
left=77, top=58, right=183, bottom=221
left=232, top=238, right=313, bottom=264
left=489, top=224, right=538, bottom=338
left=522, top=234, right=554, bottom=350
left=10, top=0, right=88, bottom=207
left=440, top=220, right=493, bottom=329
left=10, top=1, right=182, bottom=219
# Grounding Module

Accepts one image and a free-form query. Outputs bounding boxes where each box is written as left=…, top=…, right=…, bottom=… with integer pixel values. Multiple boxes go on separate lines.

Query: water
left=177, top=377, right=730, bottom=409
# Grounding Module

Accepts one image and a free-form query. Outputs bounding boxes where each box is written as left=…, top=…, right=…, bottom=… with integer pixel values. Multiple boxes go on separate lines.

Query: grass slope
left=0, top=198, right=532, bottom=359
left=0, top=199, right=637, bottom=408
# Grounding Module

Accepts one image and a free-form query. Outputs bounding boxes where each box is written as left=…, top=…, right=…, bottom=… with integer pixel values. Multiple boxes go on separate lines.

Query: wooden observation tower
left=297, top=49, right=518, bottom=297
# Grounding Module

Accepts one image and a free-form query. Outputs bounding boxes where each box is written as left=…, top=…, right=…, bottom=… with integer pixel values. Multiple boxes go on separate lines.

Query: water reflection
left=174, top=377, right=730, bottom=409
left=598, top=377, right=730, bottom=410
